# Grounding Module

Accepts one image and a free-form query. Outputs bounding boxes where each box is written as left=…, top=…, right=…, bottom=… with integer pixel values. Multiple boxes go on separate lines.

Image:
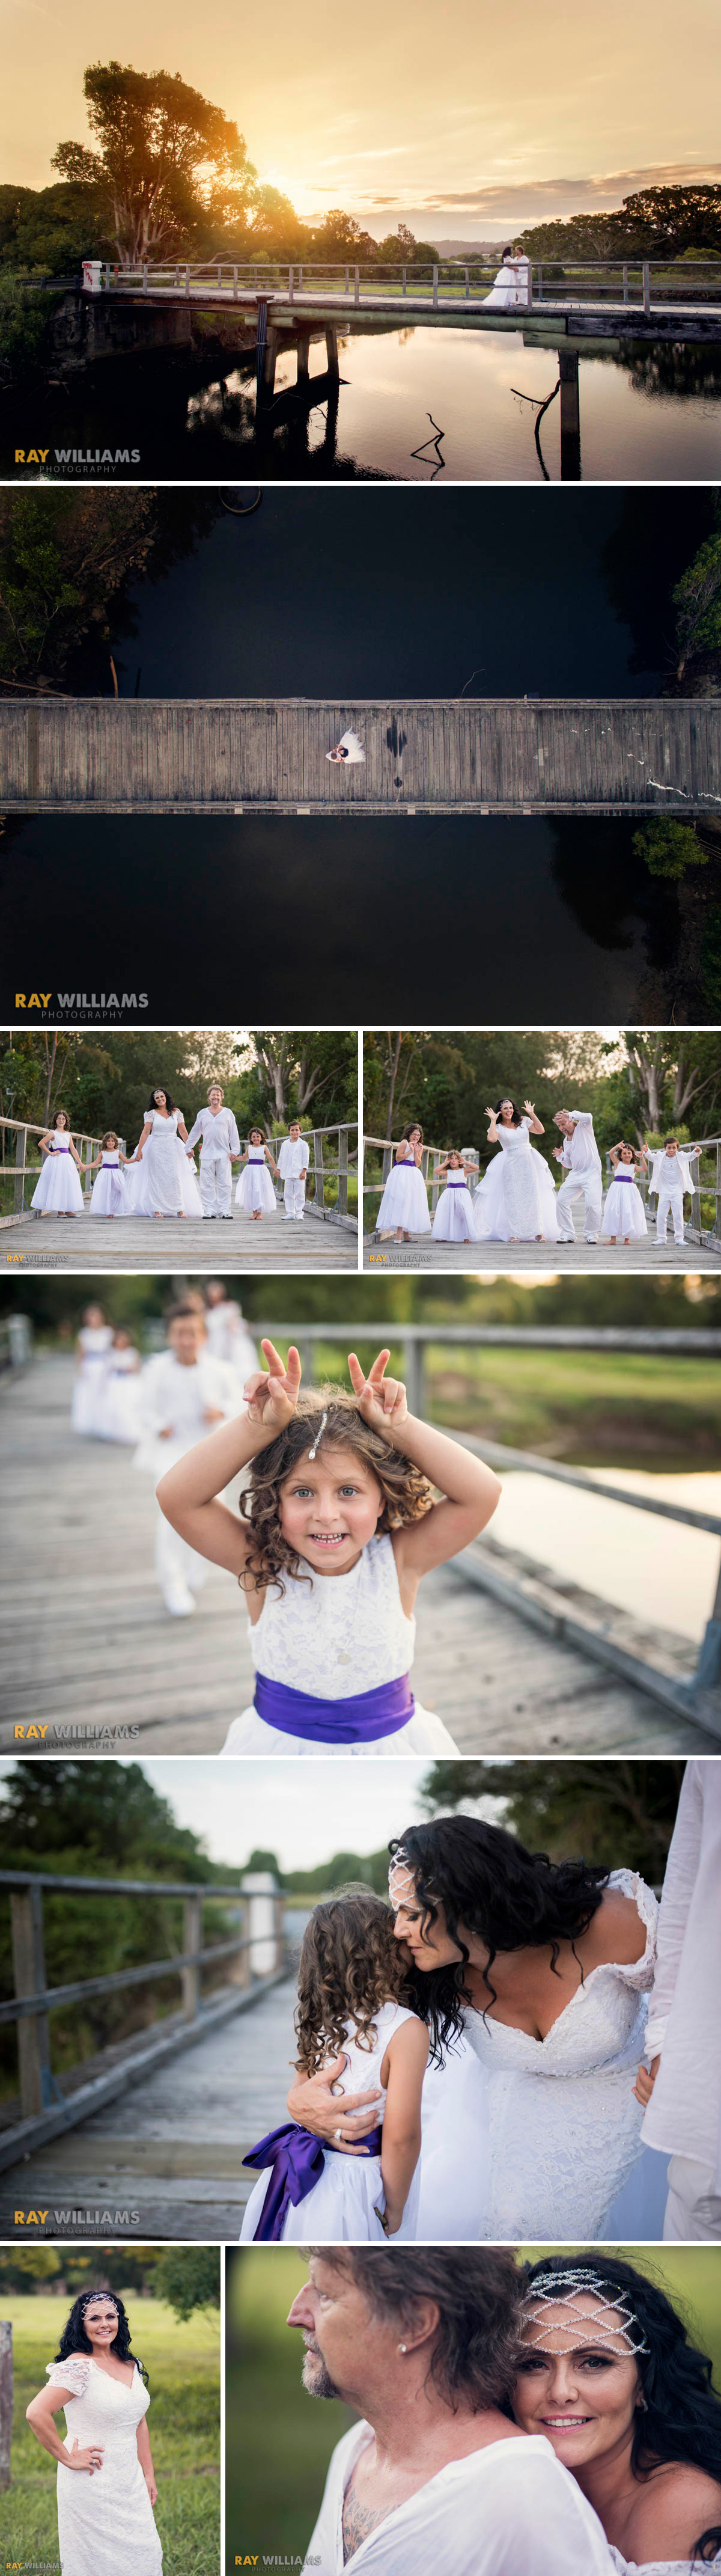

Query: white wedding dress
left=474, top=1119, right=560, bottom=1242
left=458, top=1870, right=657, bottom=2239
left=610, top=2556, right=721, bottom=2574
left=126, top=1110, right=202, bottom=1216
left=45, top=2355, right=162, bottom=2575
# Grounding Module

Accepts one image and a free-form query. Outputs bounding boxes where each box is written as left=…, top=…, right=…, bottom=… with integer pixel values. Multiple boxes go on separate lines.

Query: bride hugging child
left=156, top=1339, right=502, bottom=1757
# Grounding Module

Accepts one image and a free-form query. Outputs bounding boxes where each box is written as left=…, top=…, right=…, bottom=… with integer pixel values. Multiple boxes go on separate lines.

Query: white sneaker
left=163, top=1580, right=196, bottom=1617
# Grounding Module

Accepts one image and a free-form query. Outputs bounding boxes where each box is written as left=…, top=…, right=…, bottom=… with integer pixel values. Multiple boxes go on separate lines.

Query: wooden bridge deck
left=364, top=1228, right=720, bottom=1273
left=2, top=1202, right=356, bottom=1268
left=2, top=699, right=718, bottom=816
left=100, top=281, right=721, bottom=346
left=1, top=1357, right=716, bottom=1756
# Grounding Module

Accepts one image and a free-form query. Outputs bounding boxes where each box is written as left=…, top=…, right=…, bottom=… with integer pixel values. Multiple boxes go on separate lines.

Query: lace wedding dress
left=46, top=2355, right=162, bottom=2574
left=461, top=1870, right=657, bottom=2238
left=473, top=1119, right=560, bottom=1242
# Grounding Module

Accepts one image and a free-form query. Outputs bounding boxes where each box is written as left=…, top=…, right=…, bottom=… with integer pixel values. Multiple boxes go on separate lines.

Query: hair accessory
left=81, top=2292, right=119, bottom=2314
left=388, top=1846, right=415, bottom=1908
left=308, top=1410, right=328, bottom=1461
left=521, top=2269, right=648, bottom=2358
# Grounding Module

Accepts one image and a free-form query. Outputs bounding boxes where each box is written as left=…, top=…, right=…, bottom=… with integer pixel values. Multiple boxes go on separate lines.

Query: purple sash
left=446, top=1179, right=467, bottom=1188
left=613, top=1172, right=634, bottom=1181
left=243, top=2120, right=384, bottom=2240
left=253, top=1671, right=413, bottom=1744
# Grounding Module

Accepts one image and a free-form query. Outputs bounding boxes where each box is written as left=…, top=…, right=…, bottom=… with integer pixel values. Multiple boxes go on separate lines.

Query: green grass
left=226, top=2247, right=721, bottom=2571
left=267, top=1340, right=721, bottom=1470
left=3, top=2294, right=219, bottom=2575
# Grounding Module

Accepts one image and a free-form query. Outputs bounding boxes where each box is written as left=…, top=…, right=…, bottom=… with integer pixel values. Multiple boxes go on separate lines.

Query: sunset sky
left=2, top=0, right=720, bottom=238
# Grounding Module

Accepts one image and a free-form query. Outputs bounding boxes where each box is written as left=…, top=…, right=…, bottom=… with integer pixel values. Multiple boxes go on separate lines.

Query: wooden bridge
left=85, top=257, right=721, bottom=347
left=2, top=699, right=718, bottom=816
left=1, top=1354, right=717, bottom=1758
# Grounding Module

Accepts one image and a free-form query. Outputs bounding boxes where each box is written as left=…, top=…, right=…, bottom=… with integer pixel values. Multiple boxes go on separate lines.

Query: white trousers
left=663, top=2154, right=721, bottom=2241
left=199, top=1151, right=232, bottom=1216
left=656, top=1186, right=685, bottom=1244
left=155, top=1508, right=208, bottom=1600
left=284, top=1175, right=306, bottom=1219
left=556, top=1168, right=603, bottom=1241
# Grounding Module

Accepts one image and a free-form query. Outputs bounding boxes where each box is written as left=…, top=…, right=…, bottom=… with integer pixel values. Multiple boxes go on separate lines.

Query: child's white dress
left=221, top=1529, right=458, bottom=1754
left=90, top=1152, right=127, bottom=1217
left=97, top=1347, right=141, bottom=1443
left=236, top=1148, right=276, bottom=1214
left=31, top=1134, right=85, bottom=1214
left=240, top=2000, right=422, bottom=2241
left=376, top=1153, right=431, bottom=1235
left=602, top=1163, right=648, bottom=1237
left=70, top=1324, right=114, bottom=1434
left=474, top=1119, right=559, bottom=1242
left=432, top=1169, right=476, bottom=1241
left=45, top=2355, right=162, bottom=2575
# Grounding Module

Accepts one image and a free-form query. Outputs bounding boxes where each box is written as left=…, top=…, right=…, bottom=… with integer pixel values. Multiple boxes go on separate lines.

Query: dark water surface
left=4, top=323, right=721, bottom=483
left=0, top=813, right=677, bottom=1023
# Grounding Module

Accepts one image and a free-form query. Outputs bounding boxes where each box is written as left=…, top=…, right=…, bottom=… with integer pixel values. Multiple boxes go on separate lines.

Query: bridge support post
left=559, top=348, right=581, bottom=480
left=324, top=322, right=339, bottom=379
left=403, top=1334, right=425, bottom=1420
left=10, top=1886, right=52, bottom=2119
left=296, top=331, right=310, bottom=386
left=181, top=1894, right=202, bottom=2021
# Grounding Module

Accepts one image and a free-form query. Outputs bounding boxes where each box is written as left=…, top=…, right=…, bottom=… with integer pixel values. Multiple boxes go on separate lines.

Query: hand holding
left=348, top=1348, right=408, bottom=1433
left=243, top=1338, right=302, bottom=1431
left=633, top=2054, right=660, bottom=2108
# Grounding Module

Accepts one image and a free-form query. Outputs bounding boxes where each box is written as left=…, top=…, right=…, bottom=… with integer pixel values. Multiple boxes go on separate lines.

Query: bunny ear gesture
left=348, top=1348, right=409, bottom=1433
left=243, top=1338, right=302, bottom=1429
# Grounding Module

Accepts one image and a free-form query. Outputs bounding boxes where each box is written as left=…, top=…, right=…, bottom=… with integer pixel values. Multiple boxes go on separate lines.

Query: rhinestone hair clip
left=388, top=1846, right=415, bottom=1907
left=307, top=1410, right=328, bottom=1461
left=81, top=2293, right=120, bottom=2313
left=521, top=2268, right=649, bottom=2357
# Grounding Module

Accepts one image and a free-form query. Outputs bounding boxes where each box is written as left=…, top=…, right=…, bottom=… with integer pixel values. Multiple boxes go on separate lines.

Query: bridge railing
left=600, top=1134, right=721, bottom=1246
left=89, top=256, right=721, bottom=316
left=363, top=1133, right=480, bottom=1233
left=258, top=1124, right=357, bottom=1228
left=0, top=1115, right=127, bottom=1221
left=0, top=1869, right=286, bottom=2125
left=259, top=1321, right=721, bottom=1708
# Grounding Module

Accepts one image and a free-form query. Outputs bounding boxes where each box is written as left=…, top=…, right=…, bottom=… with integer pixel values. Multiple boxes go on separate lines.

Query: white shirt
left=642, top=1761, right=721, bottom=2183
left=134, top=1351, right=237, bottom=1466
left=184, top=1107, right=240, bottom=1157
left=306, top=2424, right=615, bottom=2576
left=558, top=1113, right=602, bottom=1176
left=278, top=1136, right=309, bottom=1177
left=647, top=1148, right=696, bottom=1198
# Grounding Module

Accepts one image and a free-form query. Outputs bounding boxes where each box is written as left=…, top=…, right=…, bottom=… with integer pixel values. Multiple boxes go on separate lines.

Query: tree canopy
left=53, top=61, right=255, bottom=266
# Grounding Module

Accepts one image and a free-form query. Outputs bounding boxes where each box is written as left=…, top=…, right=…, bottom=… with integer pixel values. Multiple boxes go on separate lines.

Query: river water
left=4, top=321, right=720, bottom=483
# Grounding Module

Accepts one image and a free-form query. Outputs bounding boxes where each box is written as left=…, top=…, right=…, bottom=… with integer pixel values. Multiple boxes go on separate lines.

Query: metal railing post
left=354, top=265, right=360, bottom=305
left=433, top=264, right=438, bottom=309
left=181, top=1893, right=202, bottom=2021
left=13, top=1124, right=26, bottom=1215
left=10, top=1885, right=51, bottom=2118
left=403, top=1334, right=425, bottom=1419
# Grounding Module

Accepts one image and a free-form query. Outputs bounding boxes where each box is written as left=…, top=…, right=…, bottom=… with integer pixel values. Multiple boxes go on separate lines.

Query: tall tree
left=53, top=63, right=254, bottom=266
left=419, top=1760, right=683, bottom=1881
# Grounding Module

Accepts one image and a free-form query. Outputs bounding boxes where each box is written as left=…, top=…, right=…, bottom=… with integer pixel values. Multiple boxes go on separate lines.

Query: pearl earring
left=398, top=2343, right=407, bottom=2354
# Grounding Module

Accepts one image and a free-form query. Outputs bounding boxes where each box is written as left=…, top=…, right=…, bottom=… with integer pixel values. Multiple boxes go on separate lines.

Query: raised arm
left=523, top=1099, right=544, bottom=1134
left=347, top=1350, right=502, bottom=1586
left=156, top=1339, right=302, bottom=1576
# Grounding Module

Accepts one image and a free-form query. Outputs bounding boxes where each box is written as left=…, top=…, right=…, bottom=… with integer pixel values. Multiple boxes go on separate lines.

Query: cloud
left=340, top=161, right=721, bottom=226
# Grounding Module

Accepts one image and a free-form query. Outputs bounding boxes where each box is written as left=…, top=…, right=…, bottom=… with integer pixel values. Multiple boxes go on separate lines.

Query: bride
left=284, top=1813, right=657, bottom=2241
left=514, top=2251, right=721, bottom=2573
left=483, top=244, right=531, bottom=308
left=473, top=1097, right=560, bottom=1242
left=125, top=1086, right=202, bottom=1218
left=25, top=2287, right=162, bottom=2575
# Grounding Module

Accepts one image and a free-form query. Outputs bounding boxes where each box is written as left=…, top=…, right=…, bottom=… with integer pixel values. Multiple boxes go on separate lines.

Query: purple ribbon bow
left=243, top=2120, right=385, bottom=2240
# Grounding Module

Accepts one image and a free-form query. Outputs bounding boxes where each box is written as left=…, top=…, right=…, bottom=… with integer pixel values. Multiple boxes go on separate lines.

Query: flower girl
left=431, top=1151, right=476, bottom=1243
left=236, top=1127, right=278, bottom=1220
left=375, top=1126, right=431, bottom=1241
left=241, top=1888, right=428, bottom=2241
left=602, top=1140, right=648, bottom=1245
left=156, top=1339, right=502, bottom=1755
left=31, top=1110, right=85, bottom=1216
left=87, top=1133, right=131, bottom=1218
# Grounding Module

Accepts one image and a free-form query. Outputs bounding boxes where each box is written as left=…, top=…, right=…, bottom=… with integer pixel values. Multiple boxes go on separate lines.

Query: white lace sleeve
left=46, top=2356, right=90, bottom=2395
left=608, top=1871, right=658, bottom=1988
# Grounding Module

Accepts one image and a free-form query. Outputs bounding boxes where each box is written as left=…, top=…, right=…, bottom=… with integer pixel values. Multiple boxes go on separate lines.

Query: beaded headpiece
left=307, top=1410, right=328, bottom=1461
left=81, top=2293, right=119, bottom=2316
left=388, top=1846, right=416, bottom=1908
left=521, top=2269, right=648, bottom=2358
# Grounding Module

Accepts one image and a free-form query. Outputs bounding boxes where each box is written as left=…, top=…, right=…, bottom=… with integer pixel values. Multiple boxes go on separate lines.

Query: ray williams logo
left=15, top=447, right=141, bottom=471
left=15, top=992, right=149, bottom=1020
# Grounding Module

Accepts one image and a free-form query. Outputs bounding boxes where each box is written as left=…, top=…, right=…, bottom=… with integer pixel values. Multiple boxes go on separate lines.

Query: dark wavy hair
left=52, top=1107, right=71, bottom=1129
left=239, top=1384, right=433, bottom=1599
left=295, top=1887, right=413, bottom=2075
left=494, top=1097, right=523, bottom=1126
left=399, top=1123, right=423, bottom=1148
left=54, top=2293, right=148, bottom=2387
left=309, top=2247, right=523, bottom=2413
left=248, top=1125, right=267, bottom=1144
left=389, top=1817, right=609, bottom=2057
left=521, top=2254, right=721, bottom=2562
left=146, top=1086, right=176, bottom=1113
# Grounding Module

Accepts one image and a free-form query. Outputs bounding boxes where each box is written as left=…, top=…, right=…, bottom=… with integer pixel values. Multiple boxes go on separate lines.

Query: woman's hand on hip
left=68, top=2439, right=105, bottom=2474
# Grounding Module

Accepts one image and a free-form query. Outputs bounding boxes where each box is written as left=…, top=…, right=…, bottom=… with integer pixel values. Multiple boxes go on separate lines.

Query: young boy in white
left=134, top=1304, right=237, bottom=1615
left=552, top=1108, right=603, bottom=1243
left=278, top=1122, right=309, bottom=1220
left=647, top=1137, right=699, bottom=1246
left=184, top=1086, right=240, bottom=1219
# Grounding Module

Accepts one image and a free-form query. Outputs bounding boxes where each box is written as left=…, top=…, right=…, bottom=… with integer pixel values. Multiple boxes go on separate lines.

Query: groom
left=552, top=1107, right=603, bottom=1244
left=288, top=2247, right=615, bottom=2572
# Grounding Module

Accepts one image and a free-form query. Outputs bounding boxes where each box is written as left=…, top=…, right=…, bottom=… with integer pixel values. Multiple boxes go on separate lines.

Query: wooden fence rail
left=363, top=1131, right=721, bottom=1246
left=85, top=255, right=721, bottom=320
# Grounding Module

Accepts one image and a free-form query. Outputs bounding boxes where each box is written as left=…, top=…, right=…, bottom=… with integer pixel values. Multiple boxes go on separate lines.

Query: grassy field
left=2, top=2294, right=220, bottom=2575
left=226, top=2246, right=721, bottom=2569
left=266, top=1339, right=721, bottom=1470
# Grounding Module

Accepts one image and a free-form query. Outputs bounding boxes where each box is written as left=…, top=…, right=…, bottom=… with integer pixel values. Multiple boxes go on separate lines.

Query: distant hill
left=432, top=238, right=506, bottom=255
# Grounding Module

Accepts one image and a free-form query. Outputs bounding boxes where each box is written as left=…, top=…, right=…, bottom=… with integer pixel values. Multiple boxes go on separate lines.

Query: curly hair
left=146, top=1086, right=176, bottom=1113
left=521, top=2254, right=721, bottom=2560
left=239, top=1384, right=433, bottom=1599
left=295, top=1886, right=413, bottom=2075
left=389, top=1816, right=609, bottom=2058
left=55, top=2292, right=148, bottom=2387
left=308, top=2247, right=523, bottom=2414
